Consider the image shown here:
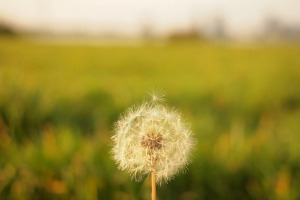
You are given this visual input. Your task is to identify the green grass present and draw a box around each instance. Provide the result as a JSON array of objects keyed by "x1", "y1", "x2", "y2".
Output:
[{"x1": 1, "y1": 36, "x2": 300, "y2": 199}]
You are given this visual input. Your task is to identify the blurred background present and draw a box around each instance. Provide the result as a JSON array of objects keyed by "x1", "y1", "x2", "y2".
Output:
[{"x1": 1, "y1": 1, "x2": 300, "y2": 200}]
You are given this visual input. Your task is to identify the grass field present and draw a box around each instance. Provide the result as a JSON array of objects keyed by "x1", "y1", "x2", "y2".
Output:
[{"x1": 1, "y1": 36, "x2": 300, "y2": 199}]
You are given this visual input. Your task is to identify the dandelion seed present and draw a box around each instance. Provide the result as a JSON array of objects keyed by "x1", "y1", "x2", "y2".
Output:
[
  {"x1": 148, "y1": 89, "x2": 166, "y2": 103},
  {"x1": 111, "y1": 93, "x2": 196, "y2": 200}
]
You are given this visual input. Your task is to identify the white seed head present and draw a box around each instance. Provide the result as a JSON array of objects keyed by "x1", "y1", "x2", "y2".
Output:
[{"x1": 111, "y1": 96, "x2": 196, "y2": 184}]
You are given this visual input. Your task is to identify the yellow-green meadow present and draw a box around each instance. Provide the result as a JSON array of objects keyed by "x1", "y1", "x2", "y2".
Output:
[{"x1": 1, "y1": 36, "x2": 300, "y2": 199}]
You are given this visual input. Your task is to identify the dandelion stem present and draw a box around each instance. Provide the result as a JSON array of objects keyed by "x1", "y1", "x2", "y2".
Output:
[{"x1": 151, "y1": 170, "x2": 156, "y2": 200}]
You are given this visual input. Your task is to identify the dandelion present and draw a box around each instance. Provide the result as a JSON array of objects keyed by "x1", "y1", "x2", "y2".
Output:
[{"x1": 111, "y1": 93, "x2": 196, "y2": 200}]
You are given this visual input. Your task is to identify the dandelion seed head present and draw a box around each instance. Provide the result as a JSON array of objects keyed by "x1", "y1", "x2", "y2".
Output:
[{"x1": 111, "y1": 97, "x2": 196, "y2": 184}]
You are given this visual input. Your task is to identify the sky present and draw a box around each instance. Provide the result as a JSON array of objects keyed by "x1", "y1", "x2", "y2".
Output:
[{"x1": 0, "y1": 0, "x2": 300, "y2": 37}]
